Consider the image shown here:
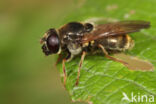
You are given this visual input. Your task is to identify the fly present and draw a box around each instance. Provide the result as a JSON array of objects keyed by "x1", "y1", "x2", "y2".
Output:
[{"x1": 40, "y1": 19, "x2": 152, "y2": 86}]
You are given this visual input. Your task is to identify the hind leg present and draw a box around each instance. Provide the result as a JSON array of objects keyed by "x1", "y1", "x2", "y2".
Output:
[{"x1": 98, "y1": 44, "x2": 128, "y2": 65}]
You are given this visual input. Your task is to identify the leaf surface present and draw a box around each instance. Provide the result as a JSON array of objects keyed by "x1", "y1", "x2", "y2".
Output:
[{"x1": 57, "y1": 0, "x2": 156, "y2": 103}]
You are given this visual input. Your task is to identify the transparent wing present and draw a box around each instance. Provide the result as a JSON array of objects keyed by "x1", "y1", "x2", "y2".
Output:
[
  {"x1": 84, "y1": 17, "x2": 118, "y2": 25},
  {"x1": 114, "y1": 53, "x2": 154, "y2": 71},
  {"x1": 81, "y1": 20, "x2": 150, "y2": 43}
]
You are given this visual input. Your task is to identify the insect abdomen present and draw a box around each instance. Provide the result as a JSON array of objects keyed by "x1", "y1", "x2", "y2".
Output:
[{"x1": 99, "y1": 34, "x2": 134, "y2": 52}]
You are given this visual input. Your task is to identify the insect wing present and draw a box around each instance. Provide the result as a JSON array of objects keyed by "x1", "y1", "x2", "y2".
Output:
[
  {"x1": 81, "y1": 20, "x2": 150, "y2": 43},
  {"x1": 114, "y1": 53, "x2": 154, "y2": 71}
]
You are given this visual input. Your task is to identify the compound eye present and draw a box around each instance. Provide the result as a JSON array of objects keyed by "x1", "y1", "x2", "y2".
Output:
[
  {"x1": 47, "y1": 29, "x2": 60, "y2": 54},
  {"x1": 84, "y1": 23, "x2": 93, "y2": 32}
]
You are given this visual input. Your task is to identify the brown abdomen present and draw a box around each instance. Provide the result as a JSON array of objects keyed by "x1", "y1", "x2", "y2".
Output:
[{"x1": 97, "y1": 34, "x2": 134, "y2": 52}]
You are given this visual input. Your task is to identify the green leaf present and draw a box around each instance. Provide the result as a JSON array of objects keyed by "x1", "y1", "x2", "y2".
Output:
[{"x1": 57, "y1": 0, "x2": 156, "y2": 103}]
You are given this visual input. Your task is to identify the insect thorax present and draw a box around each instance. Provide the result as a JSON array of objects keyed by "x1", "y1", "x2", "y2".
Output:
[{"x1": 58, "y1": 22, "x2": 86, "y2": 55}]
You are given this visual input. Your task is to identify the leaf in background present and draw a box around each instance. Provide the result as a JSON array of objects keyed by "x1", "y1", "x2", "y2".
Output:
[{"x1": 57, "y1": 0, "x2": 156, "y2": 103}]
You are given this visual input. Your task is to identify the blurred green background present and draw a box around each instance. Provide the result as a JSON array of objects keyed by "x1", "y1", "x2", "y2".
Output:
[
  {"x1": 1, "y1": 0, "x2": 155, "y2": 104},
  {"x1": 0, "y1": 0, "x2": 86, "y2": 104}
]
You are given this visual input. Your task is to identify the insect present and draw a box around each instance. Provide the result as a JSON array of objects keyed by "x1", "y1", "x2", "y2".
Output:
[{"x1": 40, "y1": 19, "x2": 151, "y2": 86}]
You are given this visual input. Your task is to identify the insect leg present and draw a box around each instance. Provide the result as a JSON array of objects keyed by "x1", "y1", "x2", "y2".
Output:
[
  {"x1": 62, "y1": 51, "x2": 73, "y2": 87},
  {"x1": 75, "y1": 51, "x2": 86, "y2": 86},
  {"x1": 62, "y1": 59, "x2": 67, "y2": 87},
  {"x1": 98, "y1": 44, "x2": 128, "y2": 65}
]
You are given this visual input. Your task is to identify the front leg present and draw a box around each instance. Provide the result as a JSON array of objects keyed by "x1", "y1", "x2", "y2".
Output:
[
  {"x1": 62, "y1": 51, "x2": 73, "y2": 87},
  {"x1": 62, "y1": 59, "x2": 67, "y2": 87}
]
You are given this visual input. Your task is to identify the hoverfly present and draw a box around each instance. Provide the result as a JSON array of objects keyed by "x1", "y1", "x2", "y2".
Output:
[{"x1": 40, "y1": 19, "x2": 152, "y2": 86}]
